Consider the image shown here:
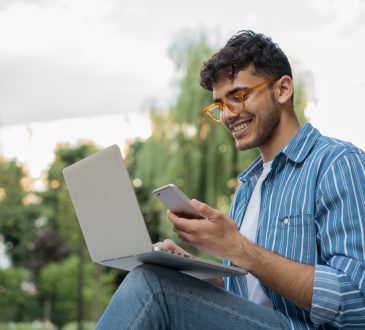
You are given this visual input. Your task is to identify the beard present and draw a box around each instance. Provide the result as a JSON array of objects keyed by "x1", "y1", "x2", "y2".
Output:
[{"x1": 236, "y1": 92, "x2": 281, "y2": 151}]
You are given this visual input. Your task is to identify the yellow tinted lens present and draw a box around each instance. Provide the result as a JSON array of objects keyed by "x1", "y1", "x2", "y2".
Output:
[
  {"x1": 227, "y1": 95, "x2": 242, "y2": 104},
  {"x1": 226, "y1": 96, "x2": 244, "y2": 113},
  {"x1": 209, "y1": 106, "x2": 222, "y2": 121}
]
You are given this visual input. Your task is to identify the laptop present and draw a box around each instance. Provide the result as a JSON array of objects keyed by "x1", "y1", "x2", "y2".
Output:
[{"x1": 63, "y1": 144, "x2": 247, "y2": 279}]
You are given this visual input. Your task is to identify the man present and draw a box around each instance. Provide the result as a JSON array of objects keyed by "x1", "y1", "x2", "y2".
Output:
[{"x1": 96, "y1": 30, "x2": 365, "y2": 329}]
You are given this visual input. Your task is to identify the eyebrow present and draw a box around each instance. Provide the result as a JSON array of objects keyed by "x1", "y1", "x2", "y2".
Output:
[{"x1": 213, "y1": 86, "x2": 250, "y2": 103}]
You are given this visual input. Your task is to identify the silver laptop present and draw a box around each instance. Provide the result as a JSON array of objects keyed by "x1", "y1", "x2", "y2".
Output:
[{"x1": 63, "y1": 144, "x2": 247, "y2": 279}]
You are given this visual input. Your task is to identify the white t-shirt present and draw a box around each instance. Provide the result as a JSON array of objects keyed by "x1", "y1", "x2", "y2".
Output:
[{"x1": 239, "y1": 160, "x2": 273, "y2": 309}]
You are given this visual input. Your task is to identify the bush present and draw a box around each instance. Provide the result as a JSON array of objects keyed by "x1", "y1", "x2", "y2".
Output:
[
  {"x1": 0, "y1": 268, "x2": 41, "y2": 323},
  {"x1": 38, "y1": 257, "x2": 116, "y2": 328},
  {"x1": 0, "y1": 321, "x2": 55, "y2": 330},
  {"x1": 62, "y1": 322, "x2": 96, "y2": 330}
]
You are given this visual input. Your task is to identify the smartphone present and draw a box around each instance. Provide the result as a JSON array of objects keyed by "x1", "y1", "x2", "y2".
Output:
[{"x1": 152, "y1": 184, "x2": 205, "y2": 219}]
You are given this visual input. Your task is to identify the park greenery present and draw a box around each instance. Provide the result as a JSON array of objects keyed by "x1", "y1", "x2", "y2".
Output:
[{"x1": 0, "y1": 32, "x2": 308, "y2": 329}]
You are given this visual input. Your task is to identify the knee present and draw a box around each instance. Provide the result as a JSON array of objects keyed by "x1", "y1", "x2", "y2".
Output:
[
  {"x1": 97, "y1": 265, "x2": 168, "y2": 329},
  {"x1": 121, "y1": 264, "x2": 165, "y2": 293},
  {"x1": 132, "y1": 263, "x2": 162, "y2": 276},
  {"x1": 127, "y1": 264, "x2": 161, "y2": 282},
  {"x1": 108, "y1": 265, "x2": 157, "y2": 306}
]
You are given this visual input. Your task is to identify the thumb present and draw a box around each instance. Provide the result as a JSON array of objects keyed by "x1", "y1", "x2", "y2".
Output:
[{"x1": 190, "y1": 199, "x2": 219, "y2": 219}]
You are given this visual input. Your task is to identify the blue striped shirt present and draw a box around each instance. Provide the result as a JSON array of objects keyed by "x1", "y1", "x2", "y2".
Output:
[{"x1": 224, "y1": 123, "x2": 365, "y2": 329}]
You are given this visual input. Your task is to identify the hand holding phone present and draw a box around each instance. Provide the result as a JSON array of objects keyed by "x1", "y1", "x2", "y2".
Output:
[{"x1": 153, "y1": 184, "x2": 205, "y2": 219}]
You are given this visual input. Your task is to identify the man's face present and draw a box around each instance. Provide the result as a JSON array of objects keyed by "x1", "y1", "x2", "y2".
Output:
[{"x1": 212, "y1": 68, "x2": 281, "y2": 152}]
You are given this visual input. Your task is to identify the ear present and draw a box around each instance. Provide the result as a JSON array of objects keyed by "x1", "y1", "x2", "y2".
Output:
[{"x1": 274, "y1": 75, "x2": 293, "y2": 105}]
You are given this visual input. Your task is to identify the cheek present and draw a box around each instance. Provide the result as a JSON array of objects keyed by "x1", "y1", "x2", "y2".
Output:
[{"x1": 252, "y1": 97, "x2": 278, "y2": 124}]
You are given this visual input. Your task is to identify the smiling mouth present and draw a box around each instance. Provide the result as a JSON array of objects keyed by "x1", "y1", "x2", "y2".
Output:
[{"x1": 231, "y1": 119, "x2": 252, "y2": 133}]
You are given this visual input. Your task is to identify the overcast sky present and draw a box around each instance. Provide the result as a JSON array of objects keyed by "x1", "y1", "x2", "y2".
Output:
[{"x1": 0, "y1": 0, "x2": 365, "y2": 177}]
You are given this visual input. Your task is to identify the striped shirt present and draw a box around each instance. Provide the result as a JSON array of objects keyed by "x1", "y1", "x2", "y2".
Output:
[{"x1": 224, "y1": 123, "x2": 365, "y2": 329}]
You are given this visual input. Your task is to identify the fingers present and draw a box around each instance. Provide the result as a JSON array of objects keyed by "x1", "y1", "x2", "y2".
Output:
[
  {"x1": 167, "y1": 210, "x2": 190, "y2": 230},
  {"x1": 174, "y1": 230, "x2": 195, "y2": 244},
  {"x1": 160, "y1": 239, "x2": 177, "y2": 250},
  {"x1": 167, "y1": 201, "x2": 227, "y2": 248},
  {"x1": 167, "y1": 210, "x2": 207, "y2": 234},
  {"x1": 167, "y1": 204, "x2": 221, "y2": 241},
  {"x1": 154, "y1": 239, "x2": 190, "y2": 255},
  {"x1": 153, "y1": 242, "x2": 162, "y2": 249},
  {"x1": 190, "y1": 199, "x2": 221, "y2": 219}
]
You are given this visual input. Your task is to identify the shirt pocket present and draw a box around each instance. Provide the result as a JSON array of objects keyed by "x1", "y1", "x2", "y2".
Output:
[{"x1": 268, "y1": 213, "x2": 315, "y2": 264}]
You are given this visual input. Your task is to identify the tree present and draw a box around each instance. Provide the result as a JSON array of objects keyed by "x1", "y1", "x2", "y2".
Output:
[
  {"x1": 38, "y1": 256, "x2": 115, "y2": 329},
  {"x1": 0, "y1": 157, "x2": 40, "y2": 267},
  {"x1": 0, "y1": 267, "x2": 39, "y2": 322},
  {"x1": 0, "y1": 142, "x2": 118, "y2": 326}
]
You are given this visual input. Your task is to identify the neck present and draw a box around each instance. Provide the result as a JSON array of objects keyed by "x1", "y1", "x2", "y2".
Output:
[{"x1": 260, "y1": 114, "x2": 301, "y2": 163}]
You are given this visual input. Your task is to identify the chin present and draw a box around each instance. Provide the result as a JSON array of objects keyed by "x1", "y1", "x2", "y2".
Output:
[{"x1": 235, "y1": 140, "x2": 254, "y2": 151}]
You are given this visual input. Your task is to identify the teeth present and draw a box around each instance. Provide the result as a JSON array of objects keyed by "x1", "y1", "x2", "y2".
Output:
[{"x1": 233, "y1": 122, "x2": 248, "y2": 132}]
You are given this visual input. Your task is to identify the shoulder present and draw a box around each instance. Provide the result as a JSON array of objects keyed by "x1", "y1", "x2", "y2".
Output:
[
  {"x1": 308, "y1": 133, "x2": 365, "y2": 186},
  {"x1": 313, "y1": 134, "x2": 365, "y2": 165},
  {"x1": 285, "y1": 123, "x2": 365, "y2": 181}
]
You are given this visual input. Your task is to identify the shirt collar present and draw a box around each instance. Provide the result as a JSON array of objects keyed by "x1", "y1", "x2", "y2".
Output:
[
  {"x1": 282, "y1": 122, "x2": 321, "y2": 163},
  {"x1": 238, "y1": 122, "x2": 321, "y2": 182}
]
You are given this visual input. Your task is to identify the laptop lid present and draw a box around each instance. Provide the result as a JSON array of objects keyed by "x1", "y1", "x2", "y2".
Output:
[{"x1": 63, "y1": 144, "x2": 152, "y2": 262}]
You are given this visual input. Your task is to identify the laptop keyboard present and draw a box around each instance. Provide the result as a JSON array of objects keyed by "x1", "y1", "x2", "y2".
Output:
[
  {"x1": 156, "y1": 247, "x2": 195, "y2": 259},
  {"x1": 154, "y1": 247, "x2": 242, "y2": 269}
]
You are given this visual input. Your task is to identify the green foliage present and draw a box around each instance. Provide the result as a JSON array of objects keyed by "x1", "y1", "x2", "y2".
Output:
[
  {"x1": 38, "y1": 256, "x2": 115, "y2": 328},
  {"x1": 62, "y1": 321, "x2": 95, "y2": 330},
  {"x1": 0, "y1": 142, "x2": 117, "y2": 326},
  {"x1": 0, "y1": 158, "x2": 39, "y2": 266},
  {"x1": 0, "y1": 267, "x2": 40, "y2": 323},
  {"x1": 294, "y1": 78, "x2": 308, "y2": 125},
  {"x1": 0, "y1": 323, "x2": 55, "y2": 330},
  {"x1": 168, "y1": 33, "x2": 214, "y2": 124}
]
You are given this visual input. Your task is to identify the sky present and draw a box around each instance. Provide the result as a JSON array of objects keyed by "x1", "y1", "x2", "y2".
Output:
[{"x1": 0, "y1": 0, "x2": 365, "y2": 180}]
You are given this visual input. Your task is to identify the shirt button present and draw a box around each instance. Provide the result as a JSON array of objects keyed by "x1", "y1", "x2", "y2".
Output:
[{"x1": 283, "y1": 217, "x2": 290, "y2": 225}]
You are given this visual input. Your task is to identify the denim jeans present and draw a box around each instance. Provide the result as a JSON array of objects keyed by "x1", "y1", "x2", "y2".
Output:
[{"x1": 96, "y1": 264, "x2": 288, "y2": 330}]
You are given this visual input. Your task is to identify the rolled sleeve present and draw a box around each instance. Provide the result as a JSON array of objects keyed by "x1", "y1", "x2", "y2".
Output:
[
  {"x1": 311, "y1": 263, "x2": 365, "y2": 328},
  {"x1": 310, "y1": 265, "x2": 342, "y2": 325}
]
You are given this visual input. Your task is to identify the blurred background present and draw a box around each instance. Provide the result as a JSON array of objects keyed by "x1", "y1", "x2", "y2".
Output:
[{"x1": 0, "y1": 0, "x2": 364, "y2": 329}]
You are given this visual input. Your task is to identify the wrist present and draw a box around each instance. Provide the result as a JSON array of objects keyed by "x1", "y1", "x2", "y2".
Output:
[{"x1": 227, "y1": 233, "x2": 259, "y2": 272}]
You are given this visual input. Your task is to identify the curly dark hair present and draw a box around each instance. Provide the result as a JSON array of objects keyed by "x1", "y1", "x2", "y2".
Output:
[{"x1": 200, "y1": 30, "x2": 292, "y2": 91}]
